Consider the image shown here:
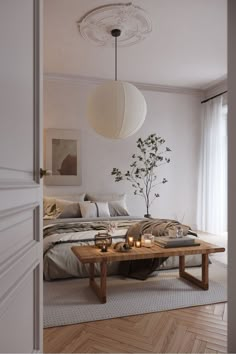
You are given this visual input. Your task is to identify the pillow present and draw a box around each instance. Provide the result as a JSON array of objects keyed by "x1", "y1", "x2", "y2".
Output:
[
  {"x1": 85, "y1": 193, "x2": 129, "y2": 216},
  {"x1": 43, "y1": 196, "x2": 56, "y2": 216},
  {"x1": 96, "y1": 202, "x2": 110, "y2": 217},
  {"x1": 56, "y1": 199, "x2": 81, "y2": 219},
  {"x1": 43, "y1": 194, "x2": 85, "y2": 216},
  {"x1": 109, "y1": 199, "x2": 129, "y2": 217},
  {"x1": 79, "y1": 202, "x2": 96, "y2": 218},
  {"x1": 79, "y1": 201, "x2": 110, "y2": 218}
]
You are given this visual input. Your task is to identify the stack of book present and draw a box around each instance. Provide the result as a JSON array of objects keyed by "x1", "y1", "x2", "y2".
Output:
[{"x1": 155, "y1": 236, "x2": 200, "y2": 248}]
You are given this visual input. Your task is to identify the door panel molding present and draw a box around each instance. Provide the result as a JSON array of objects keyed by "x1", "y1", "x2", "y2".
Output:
[
  {"x1": 33, "y1": 265, "x2": 41, "y2": 351},
  {"x1": 0, "y1": 190, "x2": 39, "y2": 212},
  {"x1": 34, "y1": 205, "x2": 41, "y2": 242},
  {"x1": 0, "y1": 216, "x2": 34, "y2": 265},
  {"x1": 0, "y1": 203, "x2": 38, "y2": 219},
  {"x1": 0, "y1": 208, "x2": 32, "y2": 230},
  {"x1": 0, "y1": 244, "x2": 39, "y2": 319},
  {"x1": 0, "y1": 239, "x2": 37, "y2": 273},
  {"x1": 0, "y1": 167, "x2": 36, "y2": 188}
]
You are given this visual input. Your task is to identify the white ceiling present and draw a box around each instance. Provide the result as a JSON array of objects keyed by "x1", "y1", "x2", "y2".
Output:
[{"x1": 44, "y1": 0, "x2": 227, "y2": 89}]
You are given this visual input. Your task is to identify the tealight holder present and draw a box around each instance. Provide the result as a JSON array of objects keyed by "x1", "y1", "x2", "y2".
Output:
[
  {"x1": 135, "y1": 240, "x2": 141, "y2": 248},
  {"x1": 94, "y1": 232, "x2": 112, "y2": 249},
  {"x1": 128, "y1": 236, "x2": 134, "y2": 247},
  {"x1": 141, "y1": 233, "x2": 154, "y2": 247}
]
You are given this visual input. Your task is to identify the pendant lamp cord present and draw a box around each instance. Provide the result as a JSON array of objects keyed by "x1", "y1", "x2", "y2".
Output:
[
  {"x1": 115, "y1": 36, "x2": 117, "y2": 81},
  {"x1": 111, "y1": 29, "x2": 121, "y2": 81}
]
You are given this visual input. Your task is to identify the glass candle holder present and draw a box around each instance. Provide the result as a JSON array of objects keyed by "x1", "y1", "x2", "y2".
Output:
[
  {"x1": 128, "y1": 236, "x2": 134, "y2": 247},
  {"x1": 176, "y1": 226, "x2": 184, "y2": 238},
  {"x1": 141, "y1": 233, "x2": 154, "y2": 247},
  {"x1": 135, "y1": 240, "x2": 141, "y2": 248},
  {"x1": 94, "y1": 232, "x2": 112, "y2": 249}
]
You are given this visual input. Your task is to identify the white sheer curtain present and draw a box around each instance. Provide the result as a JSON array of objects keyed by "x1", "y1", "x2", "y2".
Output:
[{"x1": 197, "y1": 96, "x2": 227, "y2": 234}]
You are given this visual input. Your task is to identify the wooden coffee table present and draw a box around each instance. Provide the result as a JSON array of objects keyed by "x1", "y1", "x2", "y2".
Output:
[{"x1": 71, "y1": 240, "x2": 225, "y2": 303}]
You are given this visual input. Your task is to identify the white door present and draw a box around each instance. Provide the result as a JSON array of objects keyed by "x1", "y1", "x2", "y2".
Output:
[{"x1": 0, "y1": 0, "x2": 42, "y2": 352}]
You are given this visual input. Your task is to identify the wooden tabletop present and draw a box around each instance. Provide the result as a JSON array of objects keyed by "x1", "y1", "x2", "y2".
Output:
[{"x1": 71, "y1": 240, "x2": 225, "y2": 264}]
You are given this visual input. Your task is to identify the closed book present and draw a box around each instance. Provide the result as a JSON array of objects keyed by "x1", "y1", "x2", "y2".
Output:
[
  {"x1": 155, "y1": 241, "x2": 200, "y2": 248},
  {"x1": 156, "y1": 236, "x2": 195, "y2": 243},
  {"x1": 155, "y1": 236, "x2": 196, "y2": 247}
]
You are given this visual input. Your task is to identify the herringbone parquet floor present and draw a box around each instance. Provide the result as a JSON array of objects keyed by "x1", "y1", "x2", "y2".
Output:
[{"x1": 44, "y1": 302, "x2": 227, "y2": 353}]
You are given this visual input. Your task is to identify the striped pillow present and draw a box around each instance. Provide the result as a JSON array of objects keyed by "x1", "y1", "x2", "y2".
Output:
[{"x1": 79, "y1": 201, "x2": 110, "y2": 218}]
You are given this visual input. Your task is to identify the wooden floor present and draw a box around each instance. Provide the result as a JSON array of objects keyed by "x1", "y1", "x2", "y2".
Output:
[
  {"x1": 44, "y1": 303, "x2": 227, "y2": 353},
  {"x1": 44, "y1": 232, "x2": 227, "y2": 353}
]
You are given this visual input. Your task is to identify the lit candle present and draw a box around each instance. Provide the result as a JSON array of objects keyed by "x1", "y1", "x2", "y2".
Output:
[
  {"x1": 128, "y1": 236, "x2": 134, "y2": 247},
  {"x1": 101, "y1": 241, "x2": 107, "y2": 252},
  {"x1": 144, "y1": 239, "x2": 152, "y2": 247},
  {"x1": 135, "y1": 240, "x2": 141, "y2": 248}
]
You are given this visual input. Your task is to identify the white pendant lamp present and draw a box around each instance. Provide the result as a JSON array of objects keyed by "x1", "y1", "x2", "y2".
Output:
[{"x1": 87, "y1": 29, "x2": 147, "y2": 139}]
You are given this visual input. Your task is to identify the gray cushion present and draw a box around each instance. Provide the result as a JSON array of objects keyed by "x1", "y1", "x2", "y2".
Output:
[
  {"x1": 56, "y1": 199, "x2": 81, "y2": 219},
  {"x1": 109, "y1": 200, "x2": 129, "y2": 217}
]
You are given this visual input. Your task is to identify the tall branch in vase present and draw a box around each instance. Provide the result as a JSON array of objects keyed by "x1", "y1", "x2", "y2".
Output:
[{"x1": 111, "y1": 133, "x2": 171, "y2": 217}]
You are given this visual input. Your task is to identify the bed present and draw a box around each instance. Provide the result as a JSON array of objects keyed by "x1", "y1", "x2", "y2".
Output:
[{"x1": 43, "y1": 193, "x2": 202, "y2": 280}]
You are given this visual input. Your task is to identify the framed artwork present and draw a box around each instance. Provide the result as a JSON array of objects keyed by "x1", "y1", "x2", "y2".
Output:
[{"x1": 44, "y1": 129, "x2": 81, "y2": 185}]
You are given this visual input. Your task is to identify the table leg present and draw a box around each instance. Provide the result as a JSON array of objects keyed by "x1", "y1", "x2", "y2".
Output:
[
  {"x1": 100, "y1": 261, "x2": 107, "y2": 302},
  {"x1": 89, "y1": 263, "x2": 95, "y2": 283},
  {"x1": 179, "y1": 255, "x2": 185, "y2": 275},
  {"x1": 202, "y1": 253, "x2": 209, "y2": 289},
  {"x1": 89, "y1": 261, "x2": 107, "y2": 303},
  {"x1": 179, "y1": 254, "x2": 209, "y2": 290}
]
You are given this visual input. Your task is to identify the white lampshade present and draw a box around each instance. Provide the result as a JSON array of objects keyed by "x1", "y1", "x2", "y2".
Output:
[{"x1": 87, "y1": 80, "x2": 147, "y2": 139}]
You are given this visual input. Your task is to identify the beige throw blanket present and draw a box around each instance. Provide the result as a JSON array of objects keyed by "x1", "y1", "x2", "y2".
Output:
[
  {"x1": 126, "y1": 218, "x2": 191, "y2": 240},
  {"x1": 120, "y1": 219, "x2": 193, "y2": 280}
]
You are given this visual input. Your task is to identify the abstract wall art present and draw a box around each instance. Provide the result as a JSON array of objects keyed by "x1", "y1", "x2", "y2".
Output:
[{"x1": 44, "y1": 129, "x2": 81, "y2": 185}]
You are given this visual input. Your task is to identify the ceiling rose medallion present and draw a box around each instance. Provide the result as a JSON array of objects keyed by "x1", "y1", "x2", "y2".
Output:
[
  {"x1": 78, "y1": 3, "x2": 152, "y2": 139},
  {"x1": 77, "y1": 2, "x2": 152, "y2": 47}
]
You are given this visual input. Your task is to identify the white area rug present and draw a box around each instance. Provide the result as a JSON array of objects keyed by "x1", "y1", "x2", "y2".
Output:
[{"x1": 43, "y1": 261, "x2": 227, "y2": 328}]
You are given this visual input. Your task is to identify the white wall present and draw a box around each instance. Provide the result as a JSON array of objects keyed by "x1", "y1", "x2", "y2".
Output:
[{"x1": 43, "y1": 78, "x2": 201, "y2": 228}]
